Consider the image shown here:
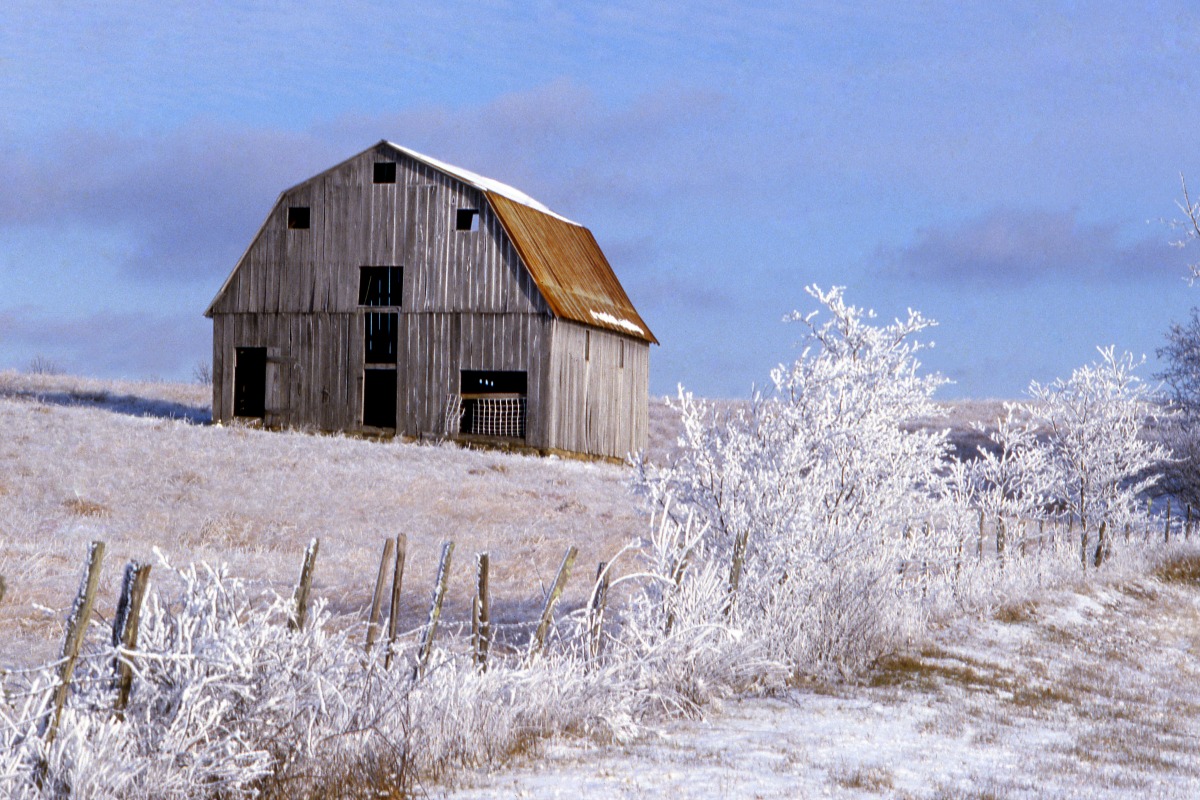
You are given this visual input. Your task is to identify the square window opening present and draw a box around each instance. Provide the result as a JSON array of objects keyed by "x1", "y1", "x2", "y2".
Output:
[
  {"x1": 457, "y1": 370, "x2": 526, "y2": 439},
  {"x1": 287, "y1": 206, "x2": 310, "y2": 229},
  {"x1": 373, "y1": 162, "x2": 397, "y2": 183},
  {"x1": 359, "y1": 266, "x2": 403, "y2": 307},
  {"x1": 456, "y1": 208, "x2": 479, "y2": 232}
]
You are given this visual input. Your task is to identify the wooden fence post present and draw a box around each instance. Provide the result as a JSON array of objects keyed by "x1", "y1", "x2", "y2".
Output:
[
  {"x1": 288, "y1": 538, "x2": 320, "y2": 631},
  {"x1": 385, "y1": 534, "x2": 408, "y2": 669},
  {"x1": 1188, "y1": 504, "x2": 1193, "y2": 540},
  {"x1": 414, "y1": 541, "x2": 454, "y2": 679},
  {"x1": 1165, "y1": 499, "x2": 1172, "y2": 544},
  {"x1": 727, "y1": 528, "x2": 749, "y2": 602},
  {"x1": 39, "y1": 540, "x2": 105, "y2": 744},
  {"x1": 472, "y1": 553, "x2": 491, "y2": 671},
  {"x1": 996, "y1": 516, "x2": 1007, "y2": 565},
  {"x1": 977, "y1": 509, "x2": 985, "y2": 559},
  {"x1": 588, "y1": 561, "x2": 610, "y2": 661},
  {"x1": 111, "y1": 561, "x2": 151, "y2": 716},
  {"x1": 529, "y1": 545, "x2": 577, "y2": 660},
  {"x1": 365, "y1": 537, "x2": 396, "y2": 653},
  {"x1": 1093, "y1": 521, "x2": 1109, "y2": 568},
  {"x1": 0, "y1": 574, "x2": 6, "y2": 607}
]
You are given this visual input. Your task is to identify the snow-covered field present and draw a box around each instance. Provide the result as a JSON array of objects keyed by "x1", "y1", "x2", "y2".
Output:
[
  {"x1": 2, "y1": 370, "x2": 1198, "y2": 798},
  {"x1": 450, "y1": 576, "x2": 1200, "y2": 799}
]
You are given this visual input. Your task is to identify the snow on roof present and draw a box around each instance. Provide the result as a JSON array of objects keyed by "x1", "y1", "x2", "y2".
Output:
[
  {"x1": 384, "y1": 141, "x2": 578, "y2": 225},
  {"x1": 590, "y1": 310, "x2": 645, "y2": 337}
]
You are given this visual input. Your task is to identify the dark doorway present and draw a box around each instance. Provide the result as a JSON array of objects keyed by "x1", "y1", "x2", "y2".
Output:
[
  {"x1": 233, "y1": 347, "x2": 267, "y2": 418},
  {"x1": 363, "y1": 369, "x2": 397, "y2": 429}
]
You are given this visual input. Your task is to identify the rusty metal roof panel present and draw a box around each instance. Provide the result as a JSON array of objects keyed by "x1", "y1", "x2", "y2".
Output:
[{"x1": 486, "y1": 191, "x2": 657, "y2": 345}]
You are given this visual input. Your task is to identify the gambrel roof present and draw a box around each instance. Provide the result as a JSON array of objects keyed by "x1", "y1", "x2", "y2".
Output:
[{"x1": 206, "y1": 141, "x2": 657, "y2": 345}]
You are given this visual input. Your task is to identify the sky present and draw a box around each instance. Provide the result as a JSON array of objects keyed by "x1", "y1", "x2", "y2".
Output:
[{"x1": 2, "y1": 1, "x2": 1200, "y2": 399}]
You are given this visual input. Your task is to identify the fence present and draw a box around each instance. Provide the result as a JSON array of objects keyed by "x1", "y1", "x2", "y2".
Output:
[{"x1": 443, "y1": 393, "x2": 526, "y2": 438}]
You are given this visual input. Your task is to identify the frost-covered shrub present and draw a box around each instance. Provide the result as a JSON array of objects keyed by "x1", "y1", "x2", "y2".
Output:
[
  {"x1": 634, "y1": 286, "x2": 961, "y2": 677},
  {"x1": 0, "y1": 534, "x2": 771, "y2": 799},
  {"x1": 952, "y1": 346, "x2": 1168, "y2": 570}
]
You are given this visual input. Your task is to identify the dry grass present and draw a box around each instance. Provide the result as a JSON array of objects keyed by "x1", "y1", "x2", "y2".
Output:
[
  {"x1": 829, "y1": 762, "x2": 896, "y2": 792},
  {"x1": 1152, "y1": 550, "x2": 1200, "y2": 583},
  {"x1": 62, "y1": 497, "x2": 111, "y2": 518},
  {"x1": 0, "y1": 371, "x2": 650, "y2": 668}
]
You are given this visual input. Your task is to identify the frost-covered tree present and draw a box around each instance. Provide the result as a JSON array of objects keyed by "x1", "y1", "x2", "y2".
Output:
[
  {"x1": 635, "y1": 286, "x2": 959, "y2": 676},
  {"x1": 1022, "y1": 347, "x2": 1168, "y2": 563},
  {"x1": 1153, "y1": 175, "x2": 1200, "y2": 502}
]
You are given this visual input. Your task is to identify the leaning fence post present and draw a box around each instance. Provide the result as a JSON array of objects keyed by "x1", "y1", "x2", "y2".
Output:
[
  {"x1": 39, "y1": 540, "x2": 105, "y2": 744},
  {"x1": 414, "y1": 541, "x2": 454, "y2": 679},
  {"x1": 289, "y1": 538, "x2": 320, "y2": 631},
  {"x1": 111, "y1": 561, "x2": 151, "y2": 716},
  {"x1": 529, "y1": 545, "x2": 577, "y2": 661},
  {"x1": 472, "y1": 553, "x2": 491, "y2": 671},
  {"x1": 588, "y1": 561, "x2": 610, "y2": 661},
  {"x1": 365, "y1": 537, "x2": 396, "y2": 653},
  {"x1": 385, "y1": 534, "x2": 408, "y2": 669},
  {"x1": 1093, "y1": 521, "x2": 1109, "y2": 568}
]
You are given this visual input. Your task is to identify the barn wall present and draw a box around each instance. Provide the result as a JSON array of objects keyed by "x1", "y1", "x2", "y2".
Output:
[
  {"x1": 546, "y1": 320, "x2": 649, "y2": 459},
  {"x1": 212, "y1": 310, "x2": 554, "y2": 443},
  {"x1": 210, "y1": 143, "x2": 557, "y2": 435},
  {"x1": 208, "y1": 143, "x2": 548, "y2": 318}
]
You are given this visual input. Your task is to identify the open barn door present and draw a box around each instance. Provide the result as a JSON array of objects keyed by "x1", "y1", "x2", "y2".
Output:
[{"x1": 233, "y1": 347, "x2": 267, "y2": 418}]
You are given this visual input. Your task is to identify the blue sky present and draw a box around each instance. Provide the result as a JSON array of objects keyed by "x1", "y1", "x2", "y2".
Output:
[{"x1": 2, "y1": 1, "x2": 1200, "y2": 398}]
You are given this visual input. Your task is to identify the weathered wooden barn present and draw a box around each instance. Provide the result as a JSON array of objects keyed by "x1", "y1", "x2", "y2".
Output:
[{"x1": 204, "y1": 141, "x2": 656, "y2": 459}]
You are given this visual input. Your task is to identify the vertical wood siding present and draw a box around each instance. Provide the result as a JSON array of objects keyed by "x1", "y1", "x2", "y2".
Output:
[
  {"x1": 209, "y1": 143, "x2": 648, "y2": 458},
  {"x1": 546, "y1": 320, "x2": 649, "y2": 459}
]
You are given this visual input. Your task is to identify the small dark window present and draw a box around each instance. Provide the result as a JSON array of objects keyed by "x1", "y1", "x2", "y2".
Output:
[
  {"x1": 287, "y1": 206, "x2": 310, "y2": 229},
  {"x1": 585, "y1": 330, "x2": 591, "y2": 362},
  {"x1": 365, "y1": 312, "x2": 398, "y2": 364},
  {"x1": 456, "y1": 208, "x2": 479, "y2": 232},
  {"x1": 461, "y1": 370, "x2": 527, "y2": 395},
  {"x1": 359, "y1": 266, "x2": 403, "y2": 306},
  {"x1": 373, "y1": 162, "x2": 397, "y2": 183}
]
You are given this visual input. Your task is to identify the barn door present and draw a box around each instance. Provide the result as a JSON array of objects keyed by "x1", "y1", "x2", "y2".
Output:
[
  {"x1": 233, "y1": 347, "x2": 267, "y2": 418},
  {"x1": 363, "y1": 369, "x2": 397, "y2": 428}
]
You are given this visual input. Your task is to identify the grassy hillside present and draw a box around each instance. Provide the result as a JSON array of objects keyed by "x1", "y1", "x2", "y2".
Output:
[{"x1": 0, "y1": 370, "x2": 653, "y2": 668}]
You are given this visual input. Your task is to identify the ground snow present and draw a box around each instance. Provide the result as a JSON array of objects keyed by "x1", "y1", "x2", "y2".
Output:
[{"x1": 448, "y1": 579, "x2": 1200, "y2": 799}]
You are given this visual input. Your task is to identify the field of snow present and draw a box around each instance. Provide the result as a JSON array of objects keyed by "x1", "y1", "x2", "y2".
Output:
[
  {"x1": 2, "y1": 371, "x2": 1198, "y2": 798},
  {"x1": 448, "y1": 571, "x2": 1200, "y2": 798}
]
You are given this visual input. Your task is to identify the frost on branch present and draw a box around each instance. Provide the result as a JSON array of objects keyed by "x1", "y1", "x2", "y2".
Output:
[
  {"x1": 1023, "y1": 347, "x2": 1169, "y2": 533},
  {"x1": 634, "y1": 286, "x2": 958, "y2": 677}
]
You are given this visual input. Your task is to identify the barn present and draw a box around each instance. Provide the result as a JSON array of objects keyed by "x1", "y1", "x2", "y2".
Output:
[{"x1": 204, "y1": 140, "x2": 656, "y2": 460}]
